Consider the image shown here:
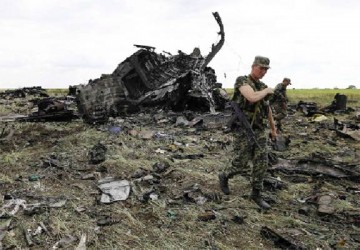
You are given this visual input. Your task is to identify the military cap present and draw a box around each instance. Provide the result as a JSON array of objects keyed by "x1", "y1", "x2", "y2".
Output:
[
  {"x1": 253, "y1": 56, "x2": 270, "y2": 68},
  {"x1": 283, "y1": 77, "x2": 291, "y2": 85}
]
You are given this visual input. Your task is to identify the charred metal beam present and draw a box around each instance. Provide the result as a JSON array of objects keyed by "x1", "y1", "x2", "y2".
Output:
[
  {"x1": 133, "y1": 44, "x2": 156, "y2": 52},
  {"x1": 201, "y1": 12, "x2": 225, "y2": 70}
]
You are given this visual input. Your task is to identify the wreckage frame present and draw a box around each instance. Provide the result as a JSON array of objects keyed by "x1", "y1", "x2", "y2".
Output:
[{"x1": 74, "y1": 12, "x2": 226, "y2": 124}]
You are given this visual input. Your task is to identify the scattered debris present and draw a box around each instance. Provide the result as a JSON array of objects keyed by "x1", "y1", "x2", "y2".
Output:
[
  {"x1": 52, "y1": 235, "x2": 78, "y2": 249},
  {"x1": 334, "y1": 118, "x2": 360, "y2": 141},
  {"x1": 75, "y1": 234, "x2": 87, "y2": 250},
  {"x1": 1, "y1": 198, "x2": 26, "y2": 216},
  {"x1": 89, "y1": 143, "x2": 107, "y2": 164},
  {"x1": 263, "y1": 176, "x2": 287, "y2": 191},
  {"x1": 298, "y1": 206, "x2": 311, "y2": 216},
  {"x1": 270, "y1": 157, "x2": 360, "y2": 181},
  {"x1": 270, "y1": 134, "x2": 291, "y2": 152},
  {"x1": 23, "y1": 227, "x2": 34, "y2": 247},
  {"x1": 197, "y1": 210, "x2": 216, "y2": 221},
  {"x1": 96, "y1": 216, "x2": 120, "y2": 226},
  {"x1": 260, "y1": 226, "x2": 306, "y2": 250},
  {"x1": 108, "y1": 126, "x2": 121, "y2": 135},
  {"x1": 0, "y1": 86, "x2": 48, "y2": 99},
  {"x1": 16, "y1": 97, "x2": 78, "y2": 122},
  {"x1": 152, "y1": 161, "x2": 170, "y2": 173},
  {"x1": 322, "y1": 93, "x2": 347, "y2": 113},
  {"x1": 296, "y1": 101, "x2": 320, "y2": 116},
  {"x1": 309, "y1": 114, "x2": 328, "y2": 122},
  {"x1": 97, "y1": 178, "x2": 131, "y2": 203},
  {"x1": 317, "y1": 194, "x2": 335, "y2": 215},
  {"x1": 355, "y1": 112, "x2": 360, "y2": 121},
  {"x1": 0, "y1": 124, "x2": 15, "y2": 141},
  {"x1": 231, "y1": 215, "x2": 246, "y2": 224}
]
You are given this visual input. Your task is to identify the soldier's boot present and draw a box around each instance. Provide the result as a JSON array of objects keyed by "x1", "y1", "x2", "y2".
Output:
[
  {"x1": 251, "y1": 188, "x2": 271, "y2": 209},
  {"x1": 218, "y1": 172, "x2": 230, "y2": 195}
]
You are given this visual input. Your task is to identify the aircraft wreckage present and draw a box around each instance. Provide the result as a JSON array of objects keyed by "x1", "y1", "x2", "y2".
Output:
[{"x1": 74, "y1": 12, "x2": 227, "y2": 123}]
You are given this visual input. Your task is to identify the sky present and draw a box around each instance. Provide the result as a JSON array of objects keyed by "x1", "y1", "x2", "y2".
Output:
[{"x1": 1, "y1": 0, "x2": 360, "y2": 90}]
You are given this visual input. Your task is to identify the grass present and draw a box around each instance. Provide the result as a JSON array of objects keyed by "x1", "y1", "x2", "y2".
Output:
[
  {"x1": 1, "y1": 87, "x2": 360, "y2": 249},
  {"x1": 287, "y1": 89, "x2": 360, "y2": 106},
  {"x1": 225, "y1": 88, "x2": 360, "y2": 107},
  {"x1": 46, "y1": 88, "x2": 69, "y2": 96}
]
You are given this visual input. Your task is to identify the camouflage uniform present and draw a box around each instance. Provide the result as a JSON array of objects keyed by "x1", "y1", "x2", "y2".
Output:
[
  {"x1": 222, "y1": 75, "x2": 270, "y2": 190},
  {"x1": 271, "y1": 82, "x2": 288, "y2": 128}
]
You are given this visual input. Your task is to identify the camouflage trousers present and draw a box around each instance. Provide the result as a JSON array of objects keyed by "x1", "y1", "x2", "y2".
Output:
[
  {"x1": 222, "y1": 128, "x2": 269, "y2": 190},
  {"x1": 272, "y1": 103, "x2": 287, "y2": 124}
]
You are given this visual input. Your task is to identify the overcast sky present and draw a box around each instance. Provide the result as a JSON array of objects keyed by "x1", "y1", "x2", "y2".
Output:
[{"x1": 1, "y1": 0, "x2": 360, "y2": 90}]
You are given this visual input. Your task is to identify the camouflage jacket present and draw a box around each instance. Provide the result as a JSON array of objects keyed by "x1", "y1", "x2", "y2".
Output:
[
  {"x1": 271, "y1": 83, "x2": 287, "y2": 105},
  {"x1": 232, "y1": 75, "x2": 269, "y2": 129}
]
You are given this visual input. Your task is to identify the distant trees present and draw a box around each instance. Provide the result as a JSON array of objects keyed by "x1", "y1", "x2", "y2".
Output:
[{"x1": 347, "y1": 85, "x2": 356, "y2": 89}]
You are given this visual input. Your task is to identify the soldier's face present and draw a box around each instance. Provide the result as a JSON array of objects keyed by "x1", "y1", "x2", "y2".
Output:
[
  {"x1": 251, "y1": 65, "x2": 268, "y2": 80},
  {"x1": 283, "y1": 80, "x2": 290, "y2": 86}
]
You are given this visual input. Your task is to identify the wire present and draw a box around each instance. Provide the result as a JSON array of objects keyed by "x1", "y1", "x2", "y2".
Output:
[{"x1": 224, "y1": 41, "x2": 243, "y2": 72}]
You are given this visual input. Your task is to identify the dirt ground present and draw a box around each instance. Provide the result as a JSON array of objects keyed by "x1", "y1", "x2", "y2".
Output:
[{"x1": 0, "y1": 91, "x2": 360, "y2": 249}]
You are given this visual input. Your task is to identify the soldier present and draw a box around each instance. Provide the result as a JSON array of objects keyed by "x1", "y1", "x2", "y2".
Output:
[
  {"x1": 219, "y1": 56, "x2": 277, "y2": 209},
  {"x1": 271, "y1": 77, "x2": 291, "y2": 132}
]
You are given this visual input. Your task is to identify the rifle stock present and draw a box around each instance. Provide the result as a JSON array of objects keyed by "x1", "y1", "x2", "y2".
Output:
[{"x1": 230, "y1": 101, "x2": 261, "y2": 149}]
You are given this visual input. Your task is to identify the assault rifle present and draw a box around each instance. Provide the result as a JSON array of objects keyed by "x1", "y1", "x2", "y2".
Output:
[{"x1": 230, "y1": 101, "x2": 261, "y2": 149}]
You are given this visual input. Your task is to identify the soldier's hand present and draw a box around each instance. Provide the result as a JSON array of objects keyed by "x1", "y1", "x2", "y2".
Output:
[
  {"x1": 270, "y1": 129, "x2": 277, "y2": 141},
  {"x1": 266, "y1": 88, "x2": 274, "y2": 95}
]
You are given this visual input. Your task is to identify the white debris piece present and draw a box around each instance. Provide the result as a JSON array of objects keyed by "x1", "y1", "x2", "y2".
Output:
[{"x1": 98, "y1": 177, "x2": 131, "y2": 203}]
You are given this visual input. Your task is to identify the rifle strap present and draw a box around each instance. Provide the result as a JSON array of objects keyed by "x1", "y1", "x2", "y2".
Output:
[{"x1": 251, "y1": 102, "x2": 260, "y2": 126}]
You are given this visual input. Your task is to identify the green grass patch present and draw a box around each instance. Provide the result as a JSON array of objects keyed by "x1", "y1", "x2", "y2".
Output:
[
  {"x1": 46, "y1": 88, "x2": 68, "y2": 96},
  {"x1": 225, "y1": 88, "x2": 360, "y2": 107},
  {"x1": 287, "y1": 89, "x2": 360, "y2": 106}
]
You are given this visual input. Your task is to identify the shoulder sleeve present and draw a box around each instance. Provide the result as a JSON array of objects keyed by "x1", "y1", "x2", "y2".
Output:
[
  {"x1": 275, "y1": 83, "x2": 285, "y2": 95},
  {"x1": 274, "y1": 83, "x2": 280, "y2": 92},
  {"x1": 234, "y1": 76, "x2": 248, "y2": 89},
  {"x1": 274, "y1": 83, "x2": 286, "y2": 101}
]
